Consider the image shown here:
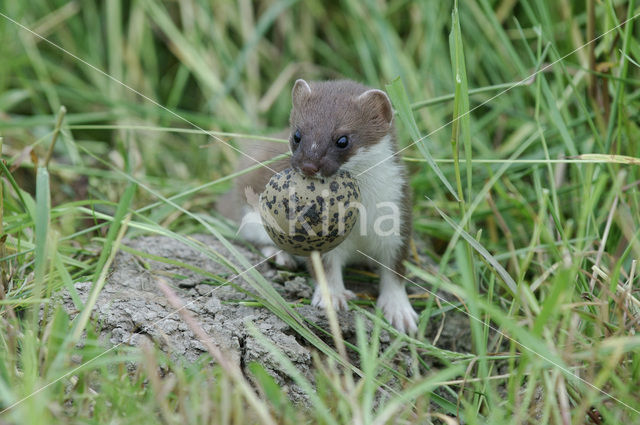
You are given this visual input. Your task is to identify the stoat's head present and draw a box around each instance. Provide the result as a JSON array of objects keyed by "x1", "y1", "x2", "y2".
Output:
[{"x1": 288, "y1": 79, "x2": 393, "y2": 178}]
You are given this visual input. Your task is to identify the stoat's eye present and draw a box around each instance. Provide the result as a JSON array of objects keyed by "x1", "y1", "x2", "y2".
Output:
[
  {"x1": 336, "y1": 135, "x2": 349, "y2": 149},
  {"x1": 293, "y1": 129, "x2": 301, "y2": 144}
]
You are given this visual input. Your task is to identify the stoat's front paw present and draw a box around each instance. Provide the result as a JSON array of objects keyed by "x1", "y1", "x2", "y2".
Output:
[
  {"x1": 377, "y1": 294, "x2": 418, "y2": 334},
  {"x1": 260, "y1": 246, "x2": 297, "y2": 270},
  {"x1": 311, "y1": 286, "x2": 355, "y2": 311}
]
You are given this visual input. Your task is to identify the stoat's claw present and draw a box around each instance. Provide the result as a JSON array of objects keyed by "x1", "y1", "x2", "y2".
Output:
[
  {"x1": 311, "y1": 286, "x2": 355, "y2": 311},
  {"x1": 377, "y1": 294, "x2": 418, "y2": 334}
]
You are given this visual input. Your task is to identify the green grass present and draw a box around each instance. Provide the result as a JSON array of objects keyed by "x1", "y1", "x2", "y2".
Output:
[{"x1": 1, "y1": 0, "x2": 640, "y2": 424}]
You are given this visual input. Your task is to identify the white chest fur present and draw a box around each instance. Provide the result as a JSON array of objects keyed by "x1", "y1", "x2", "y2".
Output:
[{"x1": 338, "y1": 135, "x2": 406, "y2": 265}]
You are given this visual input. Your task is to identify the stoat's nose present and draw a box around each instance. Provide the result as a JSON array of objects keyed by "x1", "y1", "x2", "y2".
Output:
[{"x1": 300, "y1": 162, "x2": 319, "y2": 177}]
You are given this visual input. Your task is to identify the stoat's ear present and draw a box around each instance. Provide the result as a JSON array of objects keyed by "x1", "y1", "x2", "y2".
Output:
[
  {"x1": 357, "y1": 89, "x2": 393, "y2": 125},
  {"x1": 292, "y1": 79, "x2": 312, "y2": 108}
]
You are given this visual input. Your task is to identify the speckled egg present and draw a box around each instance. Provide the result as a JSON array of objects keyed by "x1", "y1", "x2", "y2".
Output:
[{"x1": 259, "y1": 168, "x2": 360, "y2": 256}]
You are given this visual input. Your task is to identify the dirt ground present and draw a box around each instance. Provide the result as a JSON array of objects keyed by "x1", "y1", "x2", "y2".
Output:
[{"x1": 59, "y1": 234, "x2": 473, "y2": 402}]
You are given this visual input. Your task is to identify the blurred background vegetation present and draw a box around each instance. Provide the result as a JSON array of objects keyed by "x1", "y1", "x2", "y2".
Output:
[{"x1": 1, "y1": 0, "x2": 639, "y2": 423}]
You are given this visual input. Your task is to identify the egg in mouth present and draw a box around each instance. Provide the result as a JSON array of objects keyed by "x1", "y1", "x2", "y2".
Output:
[{"x1": 259, "y1": 168, "x2": 361, "y2": 256}]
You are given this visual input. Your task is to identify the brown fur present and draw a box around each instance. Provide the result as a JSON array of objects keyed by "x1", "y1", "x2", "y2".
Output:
[
  {"x1": 216, "y1": 133, "x2": 290, "y2": 221},
  {"x1": 395, "y1": 182, "x2": 412, "y2": 275},
  {"x1": 289, "y1": 80, "x2": 394, "y2": 177}
]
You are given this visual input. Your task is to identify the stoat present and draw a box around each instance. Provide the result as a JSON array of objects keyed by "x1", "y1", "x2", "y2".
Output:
[{"x1": 218, "y1": 79, "x2": 418, "y2": 333}]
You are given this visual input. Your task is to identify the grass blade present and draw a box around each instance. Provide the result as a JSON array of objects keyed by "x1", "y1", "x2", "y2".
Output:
[
  {"x1": 31, "y1": 167, "x2": 50, "y2": 322},
  {"x1": 386, "y1": 77, "x2": 459, "y2": 201},
  {"x1": 449, "y1": 0, "x2": 472, "y2": 202},
  {"x1": 91, "y1": 182, "x2": 137, "y2": 283},
  {"x1": 433, "y1": 201, "x2": 518, "y2": 294}
]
